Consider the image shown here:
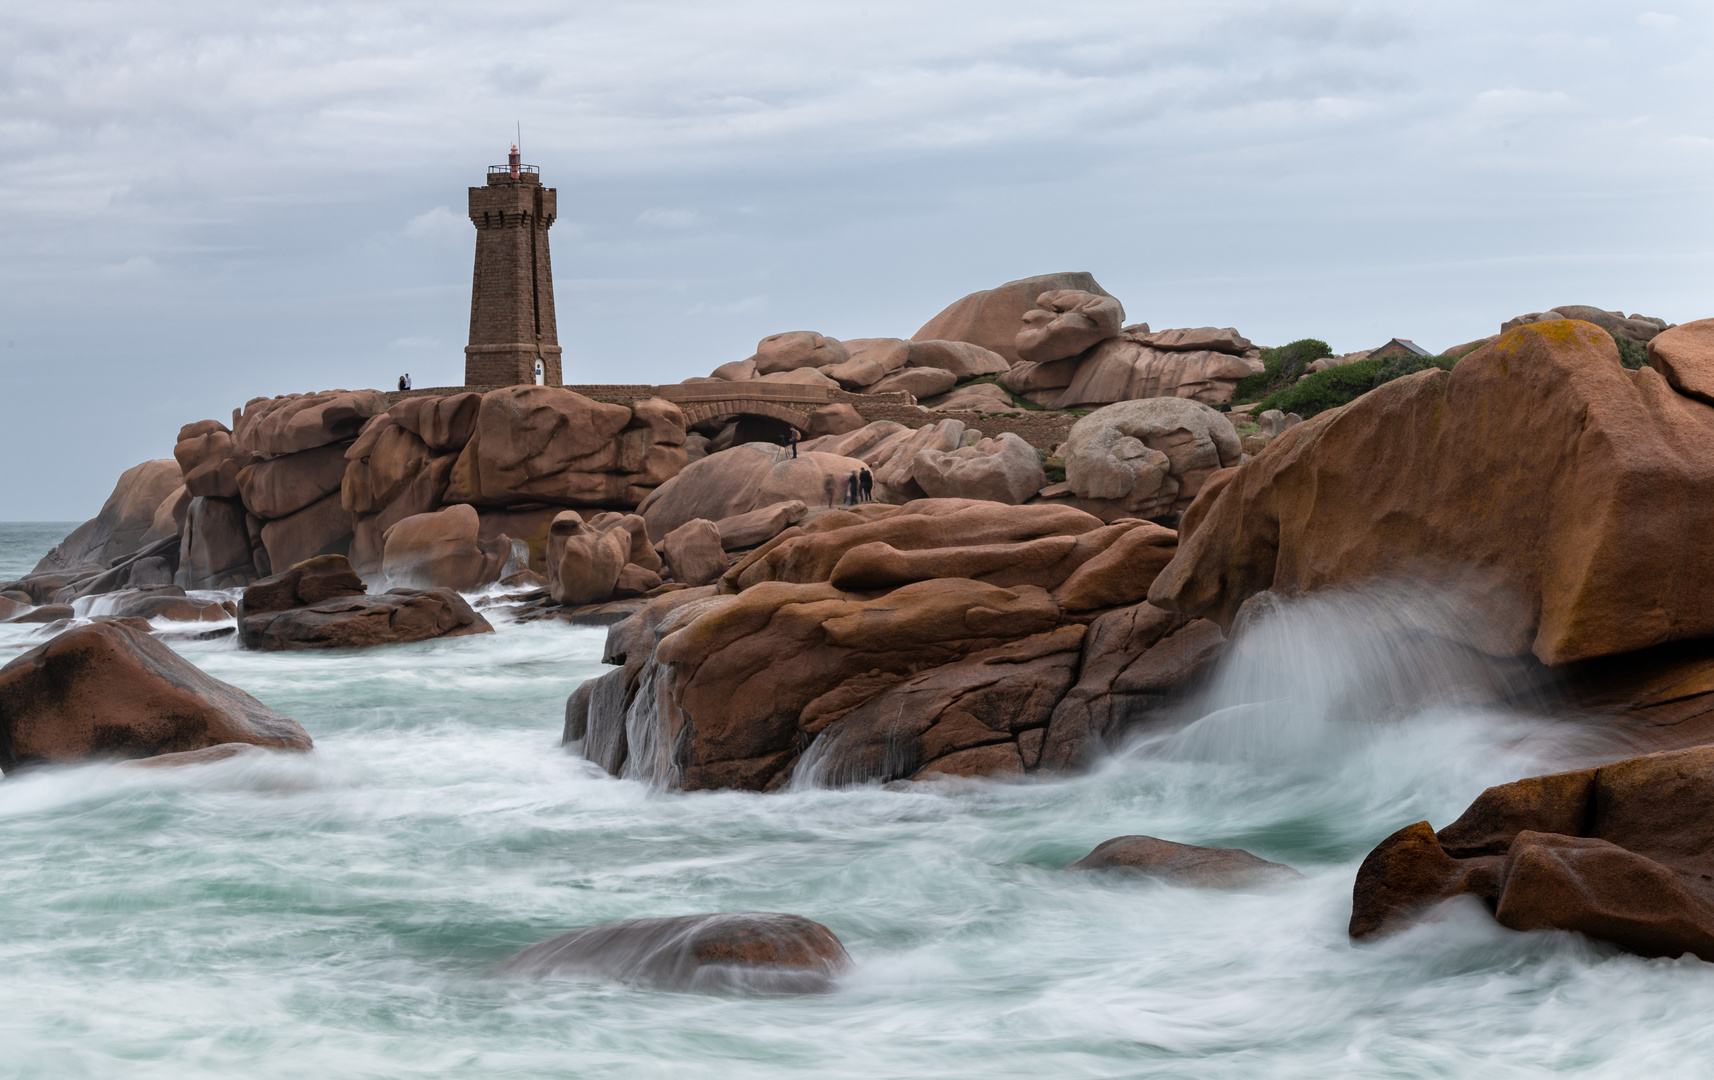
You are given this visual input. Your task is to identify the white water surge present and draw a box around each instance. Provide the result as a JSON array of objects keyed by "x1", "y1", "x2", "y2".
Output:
[{"x1": 2, "y1": 523, "x2": 1711, "y2": 1078}]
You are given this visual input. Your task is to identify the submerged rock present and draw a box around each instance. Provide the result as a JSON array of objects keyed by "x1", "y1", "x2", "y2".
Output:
[
  {"x1": 1351, "y1": 745, "x2": 1714, "y2": 961},
  {"x1": 121, "y1": 743, "x2": 270, "y2": 769},
  {"x1": 0, "y1": 622, "x2": 311, "y2": 772},
  {"x1": 489, "y1": 912, "x2": 851, "y2": 994},
  {"x1": 105, "y1": 589, "x2": 236, "y2": 623},
  {"x1": 1071, "y1": 835, "x2": 1300, "y2": 887},
  {"x1": 4, "y1": 604, "x2": 76, "y2": 625}
]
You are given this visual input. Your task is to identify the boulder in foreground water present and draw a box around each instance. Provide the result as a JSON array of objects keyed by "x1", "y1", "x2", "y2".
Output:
[
  {"x1": 1071, "y1": 835, "x2": 1300, "y2": 887},
  {"x1": 1351, "y1": 744, "x2": 1714, "y2": 961},
  {"x1": 0, "y1": 622, "x2": 311, "y2": 773},
  {"x1": 489, "y1": 912, "x2": 851, "y2": 994}
]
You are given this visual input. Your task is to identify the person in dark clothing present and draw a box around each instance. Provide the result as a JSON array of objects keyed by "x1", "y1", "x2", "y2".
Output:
[
  {"x1": 859, "y1": 468, "x2": 873, "y2": 503},
  {"x1": 846, "y1": 470, "x2": 860, "y2": 506},
  {"x1": 398, "y1": 375, "x2": 407, "y2": 391}
]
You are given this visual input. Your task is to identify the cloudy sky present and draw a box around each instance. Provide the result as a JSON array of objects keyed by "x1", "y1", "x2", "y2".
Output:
[{"x1": 2, "y1": 0, "x2": 1711, "y2": 518}]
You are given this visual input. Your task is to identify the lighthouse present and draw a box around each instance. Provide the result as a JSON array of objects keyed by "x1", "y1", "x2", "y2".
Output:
[{"x1": 464, "y1": 145, "x2": 562, "y2": 386}]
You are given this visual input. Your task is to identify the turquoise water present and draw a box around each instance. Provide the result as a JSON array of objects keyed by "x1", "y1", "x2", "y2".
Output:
[{"x1": 2, "y1": 526, "x2": 1711, "y2": 1078}]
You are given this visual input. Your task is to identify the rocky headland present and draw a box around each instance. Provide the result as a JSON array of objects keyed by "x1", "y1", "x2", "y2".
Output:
[{"x1": 6, "y1": 270, "x2": 1714, "y2": 969}]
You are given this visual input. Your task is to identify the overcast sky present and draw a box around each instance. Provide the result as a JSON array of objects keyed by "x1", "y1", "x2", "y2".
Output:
[{"x1": 2, "y1": 0, "x2": 1711, "y2": 519}]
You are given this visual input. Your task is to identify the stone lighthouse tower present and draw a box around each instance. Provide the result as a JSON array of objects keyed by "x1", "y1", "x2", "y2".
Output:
[{"x1": 464, "y1": 145, "x2": 562, "y2": 386}]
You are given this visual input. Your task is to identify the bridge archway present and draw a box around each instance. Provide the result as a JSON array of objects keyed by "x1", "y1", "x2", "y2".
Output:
[{"x1": 679, "y1": 400, "x2": 815, "y2": 428}]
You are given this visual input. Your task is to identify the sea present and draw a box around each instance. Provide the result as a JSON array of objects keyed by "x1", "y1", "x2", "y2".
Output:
[{"x1": 2, "y1": 520, "x2": 1709, "y2": 1078}]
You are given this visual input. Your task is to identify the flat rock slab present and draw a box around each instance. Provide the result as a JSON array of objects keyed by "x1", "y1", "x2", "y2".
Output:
[
  {"x1": 239, "y1": 589, "x2": 493, "y2": 650},
  {"x1": 489, "y1": 912, "x2": 851, "y2": 994},
  {"x1": 0, "y1": 622, "x2": 311, "y2": 772},
  {"x1": 1071, "y1": 834, "x2": 1301, "y2": 888}
]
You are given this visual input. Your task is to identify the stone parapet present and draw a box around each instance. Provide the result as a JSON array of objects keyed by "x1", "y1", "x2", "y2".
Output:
[{"x1": 383, "y1": 383, "x2": 1080, "y2": 450}]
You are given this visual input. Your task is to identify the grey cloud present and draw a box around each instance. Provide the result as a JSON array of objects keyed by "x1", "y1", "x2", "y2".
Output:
[{"x1": 1, "y1": 0, "x2": 1711, "y2": 517}]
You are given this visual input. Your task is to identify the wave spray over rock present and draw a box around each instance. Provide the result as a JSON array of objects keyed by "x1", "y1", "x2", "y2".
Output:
[{"x1": 1149, "y1": 586, "x2": 1570, "y2": 769}]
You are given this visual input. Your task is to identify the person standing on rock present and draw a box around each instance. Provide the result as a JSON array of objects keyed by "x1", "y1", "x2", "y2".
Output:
[
  {"x1": 823, "y1": 474, "x2": 837, "y2": 508},
  {"x1": 788, "y1": 427, "x2": 800, "y2": 459},
  {"x1": 859, "y1": 468, "x2": 873, "y2": 503},
  {"x1": 847, "y1": 470, "x2": 860, "y2": 506}
]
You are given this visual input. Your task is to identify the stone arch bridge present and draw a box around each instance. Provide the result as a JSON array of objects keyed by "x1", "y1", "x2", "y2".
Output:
[
  {"x1": 389, "y1": 380, "x2": 1076, "y2": 449},
  {"x1": 642, "y1": 381, "x2": 850, "y2": 427}
]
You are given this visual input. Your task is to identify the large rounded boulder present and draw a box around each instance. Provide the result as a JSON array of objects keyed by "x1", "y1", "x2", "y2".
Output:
[
  {"x1": 909, "y1": 432, "x2": 1046, "y2": 504},
  {"x1": 1015, "y1": 289, "x2": 1125, "y2": 364},
  {"x1": 380, "y1": 504, "x2": 509, "y2": 591},
  {"x1": 0, "y1": 621, "x2": 312, "y2": 772},
  {"x1": 1150, "y1": 319, "x2": 1714, "y2": 664},
  {"x1": 1060, "y1": 398, "x2": 1242, "y2": 518},
  {"x1": 913, "y1": 271, "x2": 1117, "y2": 364},
  {"x1": 637, "y1": 444, "x2": 871, "y2": 541}
]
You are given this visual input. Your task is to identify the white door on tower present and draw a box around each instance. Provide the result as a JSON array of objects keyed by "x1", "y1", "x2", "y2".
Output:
[{"x1": 534, "y1": 359, "x2": 545, "y2": 386}]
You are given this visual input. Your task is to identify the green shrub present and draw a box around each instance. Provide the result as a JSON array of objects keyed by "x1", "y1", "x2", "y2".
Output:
[
  {"x1": 1036, "y1": 448, "x2": 1066, "y2": 484},
  {"x1": 1611, "y1": 331, "x2": 1650, "y2": 370},
  {"x1": 1256, "y1": 353, "x2": 1457, "y2": 418},
  {"x1": 1232, "y1": 338, "x2": 1332, "y2": 403}
]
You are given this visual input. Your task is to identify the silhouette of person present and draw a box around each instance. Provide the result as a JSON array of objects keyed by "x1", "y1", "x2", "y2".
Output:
[
  {"x1": 823, "y1": 473, "x2": 837, "y2": 508},
  {"x1": 859, "y1": 468, "x2": 873, "y2": 503},
  {"x1": 847, "y1": 470, "x2": 860, "y2": 506},
  {"x1": 398, "y1": 375, "x2": 406, "y2": 391}
]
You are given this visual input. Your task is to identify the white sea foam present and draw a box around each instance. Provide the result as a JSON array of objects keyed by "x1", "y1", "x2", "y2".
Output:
[{"x1": 0, "y1": 551, "x2": 1707, "y2": 1078}]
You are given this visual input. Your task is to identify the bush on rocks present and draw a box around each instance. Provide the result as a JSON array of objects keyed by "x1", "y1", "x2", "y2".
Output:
[{"x1": 1231, "y1": 338, "x2": 1331, "y2": 402}]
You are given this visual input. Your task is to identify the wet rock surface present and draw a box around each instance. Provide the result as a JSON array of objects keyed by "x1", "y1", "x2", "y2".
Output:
[
  {"x1": 0, "y1": 621, "x2": 312, "y2": 772},
  {"x1": 567, "y1": 498, "x2": 1193, "y2": 791},
  {"x1": 1151, "y1": 321, "x2": 1714, "y2": 665},
  {"x1": 1071, "y1": 835, "x2": 1300, "y2": 887},
  {"x1": 1351, "y1": 745, "x2": 1714, "y2": 960},
  {"x1": 489, "y1": 912, "x2": 851, "y2": 994},
  {"x1": 237, "y1": 554, "x2": 492, "y2": 650}
]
